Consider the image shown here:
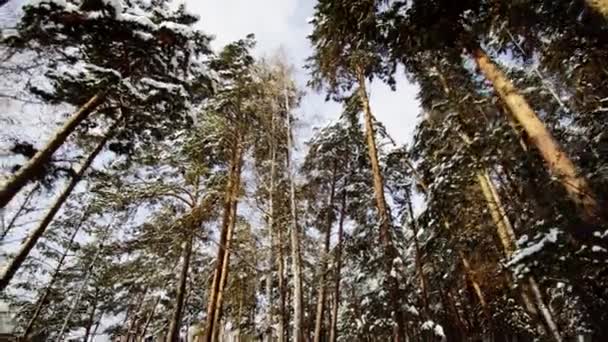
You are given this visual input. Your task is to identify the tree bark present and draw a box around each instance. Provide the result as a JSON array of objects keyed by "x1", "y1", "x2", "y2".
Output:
[
  {"x1": 277, "y1": 217, "x2": 287, "y2": 342},
  {"x1": 329, "y1": 190, "x2": 347, "y2": 342},
  {"x1": 405, "y1": 188, "x2": 430, "y2": 318},
  {"x1": 0, "y1": 90, "x2": 106, "y2": 208},
  {"x1": 458, "y1": 251, "x2": 488, "y2": 311},
  {"x1": 167, "y1": 235, "x2": 193, "y2": 342},
  {"x1": 313, "y1": 167, "x2": 338, "y2": 342},
  {"x1": 139, "y1": 295, "x2": 162, "y2": 342},
  {"x1": 83, "y1": 288, "x2": 100, "y2": 342},
  {"x1": 356, "y1": 65, "x2": 405, "y2": 342},
  {"x1": 0, "y1": 183, "x2": 39, "y2": 241},
  {"x1": 285, "y1": 80, "x2": 304, "y2": 342},
  {"x1": 204, "y1": 131, "x2": 243, "y2": 342},
  {"x1": 264, "y1": 101, "x2": 278, "y2": 342},
  {"x1": 586, "y1": 0, "x2": 608, "y2": 17},
  {"x1": 476, "y1": 168, "x2": 563, "y2": 342},
  {"x1": 211, "y1": 190, "x2": 240, "y2": 341},
  {"x1": 471, "y1": 47, "x2": 602, "y2": 230},
  {"x1": 56, "y1": 226, "x2": 108, "y2": 342},
  {"x1": 0, "y1": 125, "x2": 114, "y2": 291},
  {"x1": 21, "y1": 208, "x2": 87, "y2": 339},
  {"x1": 127, "y1": 287, "x2": 149, "y2": 342}
]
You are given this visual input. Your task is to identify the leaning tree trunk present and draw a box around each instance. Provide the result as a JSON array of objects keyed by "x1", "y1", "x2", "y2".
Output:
[
  {"x1": 586, "y1": 0, "x2": 608, "y2": 17},
  {"x1": 285, "y1": 81, "x2": 304, "y2": 342},
  {"x1": 21, "y1": 208, "x2": 88, "y2": 338},
  {"x1": 471, "y1": 47, "x2": 602, "y2": 231},
  {"x1": 82, "y1": 288, "x2": 100, "y2": 342},
  {"x1": 139, "y1": 295, "x2": 162, "y2": 342},
  {"x1": 56, "y1": 227, "x2": 108, "y2": 342},
  {"x1": 0, "y1": 91, "x2": 106, "y2": 208},
  {"x1": 313, "y1": 167, "x2": 338, "y2": 342},
  {"x1": 127, "y1": 287, "x2": 149, "y2": 342},
  {"x1": 166, "y1": 235, "x2": 193, "y2": 342},
  {"x1": 477, "y1": 168, "x2": 563, "y2": 342},
  {"x1": 204, "y1": 131, "x2": 244, "y2": 342},
  {"x1": 329, "y1": 190, "x2": 347, "y2": 342},
  {"x1": 0, "y1": 124, "x2": 115, "y2": 291},
  {"x1": 356, "y1": 65, "x2": 406, "y2": 342},
  {"x1": 1, "y1": 183, "x2": 39, "y2": 241}
]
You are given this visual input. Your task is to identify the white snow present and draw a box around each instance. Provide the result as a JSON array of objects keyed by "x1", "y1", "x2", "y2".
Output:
[
  {"x1": 133, "y1": 30, "x2": 154, "y2": 41},
  {"x1": 159, "y1": 21, "x2": 193, "y2": 37},
  {"x1": 140, "y1": 77, "x2": 186, "y2": 96},
  {"x1": 591, "y1": 245, "x2": 607, "y2": 253},
  {"x1": 101, "y1": 0, "x2": 123, "y2": 15},
  {"x1": 30, "y1": 0, "x2": 79, "y2": 11},
  {"x1": 421, "y1": 320, "x2": 445, "y2": 338},
  {"x1": 507, "y1": 228, "x2": 560, "y2": 267}
]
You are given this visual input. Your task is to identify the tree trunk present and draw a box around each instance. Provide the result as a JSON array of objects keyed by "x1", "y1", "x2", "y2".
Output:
[
  {"x1": 0, "y1": 183, "x2": 39, "y2": 241},
  {"x1": 83, "y1": 289, "x2": 100, "y2": 342},
  {"x1": 0, "y1": 125, "x2": 115, "y2": 291},
  {"x1": 471, "y1": 47, "x2": 602, "y2": 231},
  {"x1": 139, "y1": 296, "x2": 162, "y2": 342},
  {"x1": 21, "y1": 208, "x2": 87, "y2": 339},
  {"x1": 56, "y1": 227, "x2": 108, "y2": 342},
  {"x1": 204, "y1": 131, "x2": 243, "y2": 342},
  {"x1": 128, "y1": 287, "x2": 149, "y2": 342},
  {"x1": 277, "y1": 218, "x2": 287, "y2": 342},
  {"x1": 285, "y1": 81, "x2": 304, "y2": 342},
  {"x1": 313, "y1": 167, "x2": 338, "y2": 342},
  {"x1": 265, "y1": 101, "x2": 278, "y2": 342},
  {"x1": 211, "y1": 191, "x2": 240, "y2": 341},
  {"x1": 89, "y1": 311, "x2": 104, "y2": 342},
  {"x1": 0, "y1": 91, "x2": 106, "y2": 208},
  {"x1": 329, "y1": 190, "x2": 347, "y2": 342},
  {"x1": 405, "y1": 188, "x2": 430, "y2": 318},
  {"x1": 167, "y1": 235, "x2": 193, "y2": 342},
  {"x1": 587, "y1": 0, "x2": 608, "y2": 17},
  {"x1": 355, "y1": 65, "x2": 405, "y2": 342},
  {"x1": 476, "y1": 168, "x2": 563, "y2": 342},
  {"x1": 458, "y1": 251, "x2": 488, "y2": 311}
]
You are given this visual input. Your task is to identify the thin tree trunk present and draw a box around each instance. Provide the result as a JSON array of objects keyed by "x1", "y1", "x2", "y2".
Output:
[
  {"x1": 56, "y1": 226, "x2": 109, "y2": 342},
  {"x1": 21, "y1": 208, "x2": 88, "y2": 339},
  {"x1": 167, "y1": 235, "x2": 194, "y2": 342},
  {"x1": 277, "y1": 219, "x2": 286, "y2": 342},
  {"x1": 285, "y1": 80, "x2": 304, "y2": 342},
  {"x1": 211, "y1": 190, "x2": 240, "y2": 341},
  {"x1": 128, "y1": 287, "x2": 149, "y2": 342},
  {"x1": 405, "y1": 189, "x2": 430, "y2": 317},
  {"x1": 89, "y1": 310, "x2": 105, "y2": 342},
  {"x1": 471, "y1": 47, "x2": 602, "y2": 230},
  {"x1": 265, "y1": 100, "x2": 278, "y2": 342},
  {"x1": 204, "y1": 131, "x2": 244, "y2": 342},
  {"x1": 0, "y1": 125, "x2": 115, "y2": 291},
  {"x1": 355, "y1": 65, "x2": 405, "y2": 342},
  {"x1": 83, "y1": 289, "x2": 100, "y2": 342},
  {"x1": 139, "y1": 295, "x2": 162, "y2": 342},
  {"x1": 0, "y1": 183, "x2": 39, "y2": 241},
  {"x1": 313, "y1": 167, "x2": 338, "y2": 342},
  {"x1": 586, "y1": 0, "x2": 608, "y2": 17},
  {"x1": 476, "y1": 168, "x2": 563, "y2": 342},
  {"x1": 458, "y1": 251, "x2": 488, "y2": 311},
  {"x1": 329, "y1": 190, "x2": 347, "y2": 342},
  {"x1": 0, "y1": 90, "x2": 106, "y2": 208}
]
